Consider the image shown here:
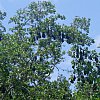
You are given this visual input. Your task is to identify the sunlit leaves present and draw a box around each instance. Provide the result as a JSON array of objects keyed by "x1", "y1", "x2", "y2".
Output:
[
  {"x1": 0, "y1": 1, "x2": 71, "y2": 99},
  {"x1": 0, "y1": 1, "x2": 100, "y2": 99}
]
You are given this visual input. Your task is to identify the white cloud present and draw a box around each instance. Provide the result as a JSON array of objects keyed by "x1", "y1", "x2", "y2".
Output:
[
  {"x1": 94, "y1": 36, "x2": 100, "y2": 47},
  {"x1": 0, "y1": 2, "x2": 5, "y2": 11}
]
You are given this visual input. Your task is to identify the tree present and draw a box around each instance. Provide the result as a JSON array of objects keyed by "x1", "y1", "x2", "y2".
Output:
[
  {"x1": 68, "y1": 17, "x2": 100, "y2": 99},
  {"x1": 29, "y1": 75, "x2": 72, "y2": 100},
  {"x1": 0, "y1": 1, "x2": 72, "y2": 99},
  {"x1": 0, "y1": 1, "x2": 100, "y2": 100}
]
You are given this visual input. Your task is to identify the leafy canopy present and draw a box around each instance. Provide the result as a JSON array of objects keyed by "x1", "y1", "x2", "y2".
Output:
[{"x1": 0, "y1": 1, "x2": 99, "y2": 100}]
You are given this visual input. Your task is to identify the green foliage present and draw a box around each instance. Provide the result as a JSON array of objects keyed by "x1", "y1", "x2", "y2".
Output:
[
  {"x1": 68, "y1": 17, "x2": 100, "y2": 99},
  {"x1": 0, "y1": 1, "x2": 100, "y2": 100},
  {"x1": 0, "y1": 1, "x2": 71, "y2": 99}
]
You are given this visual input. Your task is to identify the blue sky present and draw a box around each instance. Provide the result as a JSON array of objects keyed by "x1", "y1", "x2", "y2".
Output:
[
  {"x1": 0, "y1": 0, "x2": 100, "y2": 46},
  {"x1": 0, "y1": 0, "x2": 100, "y2": 81}
]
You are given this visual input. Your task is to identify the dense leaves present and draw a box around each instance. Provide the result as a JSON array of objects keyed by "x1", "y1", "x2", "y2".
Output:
[{"x1": 0, "y1": 1, "x2": 100, "y2": 100}]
